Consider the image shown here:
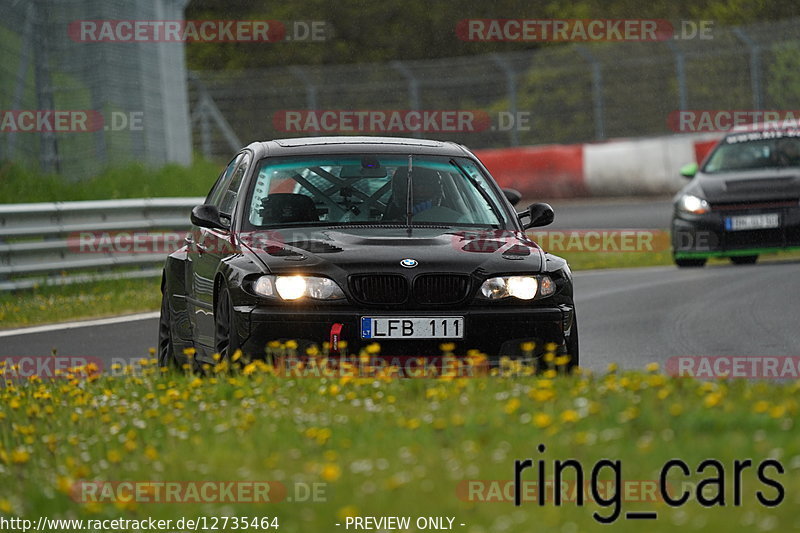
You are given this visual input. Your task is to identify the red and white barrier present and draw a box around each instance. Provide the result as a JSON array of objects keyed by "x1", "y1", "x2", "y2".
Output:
[{"x1": 474, "y1": 133, "x2": 722, "y2": 198}]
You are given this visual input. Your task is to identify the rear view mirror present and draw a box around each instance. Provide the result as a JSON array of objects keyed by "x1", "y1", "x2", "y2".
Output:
[
  {"x1": 339, "y1": 165, "x2": 388, "y2": 179},
  {"x1": 502, "y1": 188, "x2": 522, "y2": 206},
  {"x1": 518, "y1": 202, "x2": 554, "y2": 229},
  {"x1": 191, "y1": 204, "x2": 227, "y2": 230},
  {"x1": 680, "y1": 163, "x2": 698, "y2": 178}
]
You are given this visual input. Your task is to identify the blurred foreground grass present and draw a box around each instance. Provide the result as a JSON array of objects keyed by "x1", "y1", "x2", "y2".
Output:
[{"x1": 0, "y1": 358, "x2": 797, "y2": 532}]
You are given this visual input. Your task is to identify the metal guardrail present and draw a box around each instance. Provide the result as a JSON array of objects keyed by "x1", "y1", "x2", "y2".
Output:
[{"x1": 0, "y1": 198, "x2": 204, "y2": 291}]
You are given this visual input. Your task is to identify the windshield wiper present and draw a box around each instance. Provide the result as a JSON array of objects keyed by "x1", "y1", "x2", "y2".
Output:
[{"x1": 448, "y1": 158, "x2": 504, "y2": 225}]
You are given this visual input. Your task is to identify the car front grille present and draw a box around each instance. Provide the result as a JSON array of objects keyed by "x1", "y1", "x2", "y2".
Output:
[
  {"x1": 711, "y1": 199, "x2": 799, "y2": 211},
  {"x1": 350, "y1": 275, "x2": 408, "y2": 304},
  {"x1": 348, "y1": 274, "x2": 471, "y2": 305},
  {"x1": 413, "y1": 274, "x2": 470, "y2": 304}
]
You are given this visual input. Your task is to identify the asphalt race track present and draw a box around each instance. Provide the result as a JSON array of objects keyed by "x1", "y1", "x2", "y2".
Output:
[{"x1": 2, "y1": 198, "x2": 799, "y2": 372}]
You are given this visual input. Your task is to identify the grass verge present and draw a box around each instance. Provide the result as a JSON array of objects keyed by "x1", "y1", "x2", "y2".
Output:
[
  {"x1": 0, "y1": 361, "x2": 797, "y2": 532},
  {"x1": 0, "y1": 278, "x2": 161, "y2": 328},
  {"x1": 0, "y1": 159, "x2": 221, "y2": 203}
]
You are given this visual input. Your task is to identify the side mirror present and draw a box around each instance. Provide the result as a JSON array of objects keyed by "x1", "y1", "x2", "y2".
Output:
[
  {"x1": 502, "y1": 188, "x2": 522, "y2": 206},
  {"x1": 680, "y1": 163, "x2": 698, "y2": 179},
  {"x1": 191, "y1": 204, "x2": 227, "y2": 230},
  {"x1": 518, "y1": 202, "x2": 554, "y2": 229}
]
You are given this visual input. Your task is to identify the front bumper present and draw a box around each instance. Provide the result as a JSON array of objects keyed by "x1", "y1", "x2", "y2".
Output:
[
  {"x1": 671, "y1": 204, "x2": 800, "y2": 259},
  {"x1": 237, "y1": 304, "x2": 574, "y2": 359}
]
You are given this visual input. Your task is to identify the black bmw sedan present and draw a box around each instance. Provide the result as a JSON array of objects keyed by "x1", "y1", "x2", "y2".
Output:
[
  {"x1": 672, "y1": 124, "x2": 800, "y2": 267},
  {"x1": 158, "y1": 137, "x2": 577, "y2": 369}
]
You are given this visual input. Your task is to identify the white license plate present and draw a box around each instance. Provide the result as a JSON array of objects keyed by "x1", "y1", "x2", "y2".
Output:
[
  {"x1": 360, "y1": 317, "x2": 464, "y2": 339},
  {"x1": 725, "y1": 213, "x2": 780, "y2": 231}
]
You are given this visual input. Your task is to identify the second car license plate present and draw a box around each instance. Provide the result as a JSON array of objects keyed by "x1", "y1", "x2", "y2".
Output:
[
  {"x1": 725, "y1": 213, "x2": 780, "y2": 231},
  {"x1": 360, "y1": 317, "x2": 464, "y2": 339}
]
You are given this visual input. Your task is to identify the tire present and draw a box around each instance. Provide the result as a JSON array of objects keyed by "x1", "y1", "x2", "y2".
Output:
[
  {"x1": 157, "y1": 290, "x2": 177, "y2": 368},
  {"x1": 565, "y1": 312, "x2": 579, "y2": 370},
  {"x1": 214, "y1": 286, "x2": 240, "y2": 361},
  {"x1": 731, "y1": 255, "x2": 758, "y2": 265},
  {"x1": 675, "y1": 258, "x2": 707, "y2": 268}
]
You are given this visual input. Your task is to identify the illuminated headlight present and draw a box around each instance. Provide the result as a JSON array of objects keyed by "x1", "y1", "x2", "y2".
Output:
[
  {"x1": 677, "y1": 194, "x2": 710, "y2": 214},
  {"x1": 253, "y1": 275, "x2": 344, "y2": 301},
  {"x1": 479, "y1": 275, "x2": 555, "y2": 300}
]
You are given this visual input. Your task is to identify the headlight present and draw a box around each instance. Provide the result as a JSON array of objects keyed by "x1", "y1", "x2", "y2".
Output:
[
  {"x1": 677, "y1": 194, "x2": 710, "y2": 214},
  {"x1": 479, "y1": 275, "x2": 555, "y2": 300},
  {"x1": 253, "y1": 275, "x2": 345, "y2": 301}
]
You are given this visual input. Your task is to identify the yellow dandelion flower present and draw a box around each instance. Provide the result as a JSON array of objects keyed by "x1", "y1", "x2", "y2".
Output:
[
  {"x1": 504, "y1": 398, "x2": 521, "y2": 415},
  {"x1": 107, "y1": 450, "x2": 122, "y2": 464},
  {"x1": 520, "y1": 341, "x2": 535, "y2": 352},
  {"x1": 0, "y1": 499, "x2": 12, "y2": 514},
  {"x1": 607, "y1": 362, "x2": 618, "y2": 373},
  {"x1": 704, "y1": 393, "x2": 722, "y2": 408},
  {"x1": 533, "y1": 413, "x2": 552, "y2": 428},
  {"x1": 645, "y1": 362, "x2": 660, "y2": 373},
  {"x1": 10, "y1": 448, "x2": 30, "y2": 464},
  {"x1": 669, "y1": 403, "x2": 683, "y2": 416},
  {"x1": 560, "y1": 410, "x2": 580, "y2": 423},
  {"x1": 753, "y1": 400, "x2": 769, "y2": 414},
  {"x1": 337, "y1": 505, "x2": 359, "y2": 520},
  {"x1": 529, "y1": 389, "x2": 555, "y2": 402},
  {"x1": 286, "y1": 340, "x2": 298, "y2": 350},
  {"x1": 320, "y1": 463, "x2": 341, "y2": 482},
  {"x1": 769, "y1": 405, "x2": 786, "y2": 419},
  {"x1": 555, "y1": 355, "x2": 571, "y2": 367},
  {"x1": 323, "y1": 450, "x2": 338, "y2": 462},
  {"x1": 144, "y1": 446, "x2": 158, "y2": 461},
  {"x1": 439, "y1": 342, "x2": 456, "y2": 353}
]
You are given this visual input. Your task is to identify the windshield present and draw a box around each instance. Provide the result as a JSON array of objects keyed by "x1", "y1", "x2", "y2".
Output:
[
  {"x1": 243, "y1": 154, "x2": 508, "y2": 229},
  {"x1": 703, "y1": 130, "x2": 800, "y2": 173}
]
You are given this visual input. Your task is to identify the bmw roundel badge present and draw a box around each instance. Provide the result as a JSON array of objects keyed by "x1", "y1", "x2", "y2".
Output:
[{"x1": 400, "y1": 258, "x2": 418, "y2": 268}]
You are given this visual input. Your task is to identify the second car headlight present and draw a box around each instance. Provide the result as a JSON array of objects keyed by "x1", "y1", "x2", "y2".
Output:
[
  {"x1": 479, "y1": 275, "x2": 555, "y2": 300},
  {"x1": 253, "y1": 275, "x2": 345, "y2": 301},
  {"x1": 677, "y1": 194, "x2": 710, "y2": 214}
]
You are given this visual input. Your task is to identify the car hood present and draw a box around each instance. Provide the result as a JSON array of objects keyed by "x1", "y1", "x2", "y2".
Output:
[
  {"x1": 689, "y1": 168, "x2": 800, "y2": 203},
  {"x1": 239, "y1": 226, "x2": 545, "y2": 276}
]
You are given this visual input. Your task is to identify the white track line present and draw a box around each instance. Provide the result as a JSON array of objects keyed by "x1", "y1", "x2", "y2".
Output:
[{"x1": 0, "y1": 312, "x2": 160, "y2": 337}]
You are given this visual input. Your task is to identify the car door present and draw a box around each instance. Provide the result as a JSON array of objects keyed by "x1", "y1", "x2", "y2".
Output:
[{"x1": 187, "y1": 152, "x2": 251, "y2": 347}]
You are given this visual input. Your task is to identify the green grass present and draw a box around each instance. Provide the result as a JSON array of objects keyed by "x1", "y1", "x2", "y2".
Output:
[
  {"x1": 0, "y1": 362, "x2": 797, "y2": 532},
  {"x1": 0, "y1": 278, "x2": 161, "y2": 328},
  {"x1": 0, "y1": 159, "x2": 222, "y2": 203}
]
